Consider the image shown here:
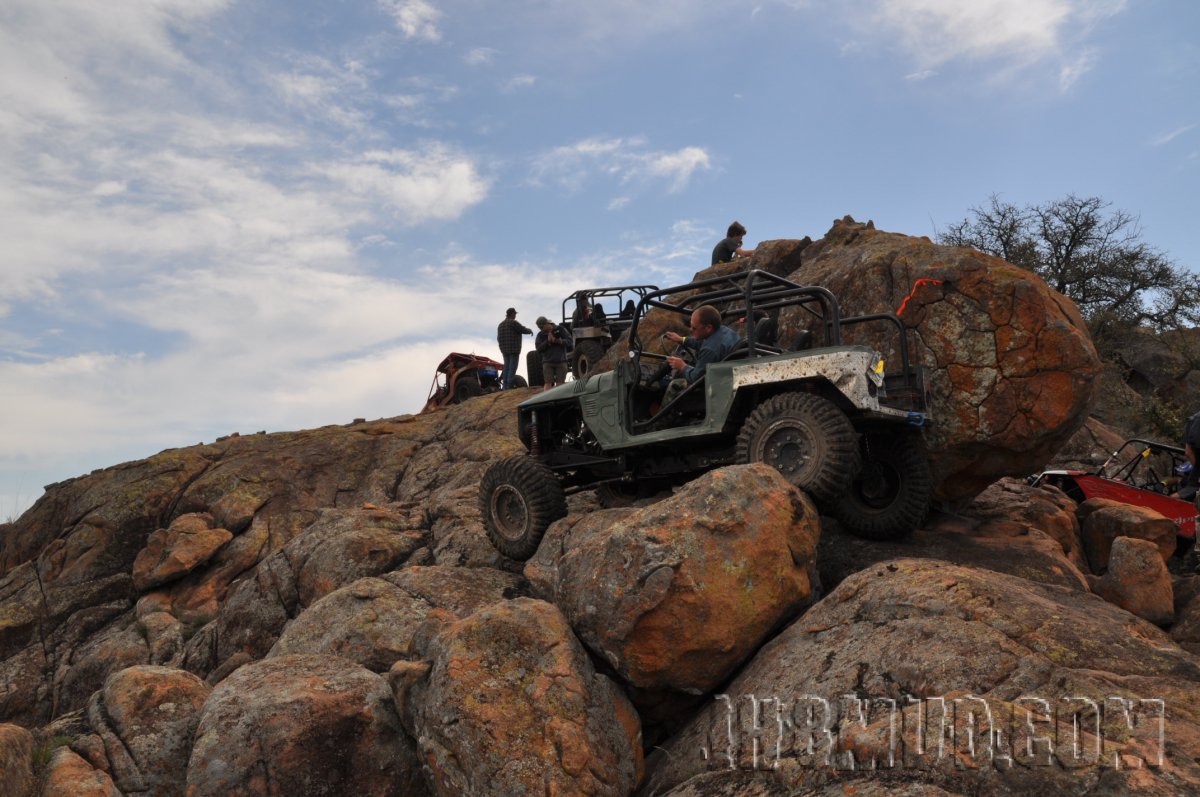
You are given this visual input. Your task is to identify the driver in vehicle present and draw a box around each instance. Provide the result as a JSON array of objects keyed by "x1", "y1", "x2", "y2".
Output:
[{"x1": 661, "y1": 304, "x2": 740, "y2": 406}]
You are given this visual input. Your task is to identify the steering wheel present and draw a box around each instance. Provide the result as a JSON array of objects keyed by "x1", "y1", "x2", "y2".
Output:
[{"x1": 638, "y1": 334, "x2": 693, "y2": 386}]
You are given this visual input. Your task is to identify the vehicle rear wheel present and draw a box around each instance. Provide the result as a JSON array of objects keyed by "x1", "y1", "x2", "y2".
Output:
[
  {"x1": 830, "y1": 432, "x2": 931, "y2": 540},
  {"x1": 526, "y1": 351, "x2": 544, "y2": 387},
  {"x1": 736, "y1": 392, "x2": 860, "y2": 504},
  {"x1": 511, "y1": 375, "x2": 528, "y2": 389},
  {"x1": 453, "y1": 375, "x2": 482, "y2": 403},
  {"x1": 572, "y1": 340, "x2": 605, "y2": 379},
  {"x1": 479, "y1": 456, "x2": 567, "y2": 560}
]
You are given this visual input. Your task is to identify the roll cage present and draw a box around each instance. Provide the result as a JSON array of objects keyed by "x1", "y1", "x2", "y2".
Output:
[
  {"x1": 623, "y1": 269, "x2": 926, "y2": 431},
  {"x1": 560, "y1": 285, "x2": 659, "y2": 334}
]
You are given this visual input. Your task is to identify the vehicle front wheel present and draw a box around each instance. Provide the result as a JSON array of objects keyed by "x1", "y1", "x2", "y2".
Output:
[
  {"x1": 736, "y1": 392, "x2": 860, "y2": 504},
  {"x1": 479, "y1": 456, "x2": 567, "y2": 560},
  {"x1": 830, "y1": 432, "x2": 932, "y2": 540},
  {"x1": 511, "y1": 375, "x2": 528, "y2": 388}
]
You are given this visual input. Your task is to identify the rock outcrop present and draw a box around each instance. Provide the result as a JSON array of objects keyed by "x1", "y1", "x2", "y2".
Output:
[
  {"x1": 0, "y1": 218, "x2": 1194, "y2": 797},
  {"x1": 643, "y1": 558, "x2": 1200, "y2": 796}
]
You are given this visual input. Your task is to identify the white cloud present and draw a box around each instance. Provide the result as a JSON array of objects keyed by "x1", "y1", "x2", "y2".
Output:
[
  {"x1": 531, "y1": 136, "x2": 712, "y2": 197},
  {"x1": 502, "y1": 74, "x2": 538, "y2": 93},
  {"x1": 318, "y1": 146, "x2": 491, "y2": 223},
  {"x1": 0, "y1": 0, "x2": 232, "y2": 141},
  {"x1": 905, "y1": 69, "x2": 938, "y2": 81},
  {"x1": 645, "y1": 147, "x2": 712, "y2": 192},
  {"x1": 1058, "y1": 49, "x2": 1097, "y2": 91},
  {"x1": 1149, "y1": 124, "x2": 1196, "y2": 148},
  {"x1": 465, "y1": 47, "x2": 498, "y2": 66},
  {"x1": 380, "y1": 0, "x2": 443, "y2": 42},
  {"x1": 859, "y1": 0, "x2": 1127, "y2": 87}
]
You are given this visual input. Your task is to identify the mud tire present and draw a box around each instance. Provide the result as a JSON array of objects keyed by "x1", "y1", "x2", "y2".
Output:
[
  {"x1": 479, "y1": 456, "x2": 567, "y2": 560},
  {"x1": 736, "y1": 392, "x2": 860, "y2": 504},
  {"x1": 526, "y1": 351, "x2": 544, "y2": 387},
  {"x1": 830, "y1": 432, "x2": 932, "y2": 540},
  {"x1": 572, "y1": 340, "x2": 606, "y2": 379},
  {"x1": 453, "y1": 375, "x2": 482, "y2": 403}
]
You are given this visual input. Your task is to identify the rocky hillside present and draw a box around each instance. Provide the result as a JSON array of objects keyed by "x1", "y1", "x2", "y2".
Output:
[{"x1": 2, "y1": 219, "x2": 1199, "y2": 797}]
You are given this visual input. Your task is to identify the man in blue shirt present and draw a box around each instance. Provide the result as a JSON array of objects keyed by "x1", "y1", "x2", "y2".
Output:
[{"x1": 661, "y1": 304, "x2": 740, "y2": 406}]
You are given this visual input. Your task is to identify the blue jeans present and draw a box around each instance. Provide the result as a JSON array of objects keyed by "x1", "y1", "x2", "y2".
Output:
[{"x1": 501, "y1": 352, "x2": 520, "y2": 389}]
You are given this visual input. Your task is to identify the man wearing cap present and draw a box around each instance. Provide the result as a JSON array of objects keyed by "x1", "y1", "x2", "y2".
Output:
[
  {"x1": 496, "y1": 308, "x2": 533, "y2": 389},
  {"x1": 535, "y1": 315, "x2": 573, "y2": 391}
]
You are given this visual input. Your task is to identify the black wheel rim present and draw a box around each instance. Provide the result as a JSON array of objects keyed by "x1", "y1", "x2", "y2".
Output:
[
  {"x1": 758, "y1": 420, "x2": 817, "y2": 480},
  {"x1": 489, "y1": 484, "x2": 529, "y2": 542},
  {"x1": 853, "y1": 462, "x2": 901, "y2": 510}
]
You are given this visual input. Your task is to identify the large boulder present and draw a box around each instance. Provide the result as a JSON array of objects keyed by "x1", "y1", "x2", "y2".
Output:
[
  {"x1": 268, "y1": 565, "x2": 527, "y2": 671},
  {"x1": 1079, "y1": 499, "x2": 1178, "y2": 573},
  {"x1": 184, "y1": 504, "x2": 433, "y2": 680},
  {"x1": 526, "y1": 464, "x2": 820, "y2": 695},
  {"x1": 644, "y1": 558, "x2": 1200, "y2": 795},
  {"x1": 0, "y1": 723, "x2": 35, "y2": 797},
  {"x1": 819, "y1": 478, "x2": 1089, "y2": 593},
  {"x1": 187, "y1": 654, "x2": 428, "y2": 797},
  {"x1": 41, "y1": 747, "x2": 122, "y2": 797},
  {"x1": 132, "y1": 513, "x2": 232, "y2": 592},
  {"x1": 86, "y1": 665, "x2": 210, "y2": 797},
  {"x1": 390, "y1": 598, "x2": 642, "y2": 797},
  {"x1": 1088, "y1": 536, "x2": 1175, "y2": 626},
  {"x1": 786, "y1": 217, "x2": 1099, "y2": 504}
]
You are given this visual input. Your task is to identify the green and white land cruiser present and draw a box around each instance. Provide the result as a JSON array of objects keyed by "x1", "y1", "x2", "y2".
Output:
[{"x1": 481, "y1": 269, "x2": 932, "y2": 560}]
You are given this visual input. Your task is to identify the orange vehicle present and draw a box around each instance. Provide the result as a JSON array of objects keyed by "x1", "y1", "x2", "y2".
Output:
[{"x1": 422, "y1": 352, "x2": 524, "y2": 412}]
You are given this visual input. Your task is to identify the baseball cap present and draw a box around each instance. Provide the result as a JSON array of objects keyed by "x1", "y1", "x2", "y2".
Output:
[
  {"x1": 535, "y1": 316, "x2": 550, "y2": 327},
  {"x1": 506, "y1": 307, "x2": 517, "y2": 316}
]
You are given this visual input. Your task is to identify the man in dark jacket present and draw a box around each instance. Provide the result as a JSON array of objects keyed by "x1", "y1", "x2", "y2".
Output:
[
  {"x1": 535, "y1": 316, "x2": 572, "y2": 391},
  {"x1": 496, "y1": 308, "x2": 532, "y2": 389}
]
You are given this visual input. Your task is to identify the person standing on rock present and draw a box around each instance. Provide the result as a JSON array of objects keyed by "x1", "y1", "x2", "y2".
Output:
[
  {"x1": 535, "y1": 316, "x2": 572, "y2": 391},
  {"x1": 496, "y1": 308, "x2": 532, "y2": 389},
  {"x1": 711, "y1": 221, "x2": 755, "y2": 265}
]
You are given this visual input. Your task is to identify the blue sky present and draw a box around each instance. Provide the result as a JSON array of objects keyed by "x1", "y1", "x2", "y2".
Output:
[{"x1": 1, "y1": 0, "x2": 1196, "y2": 518}]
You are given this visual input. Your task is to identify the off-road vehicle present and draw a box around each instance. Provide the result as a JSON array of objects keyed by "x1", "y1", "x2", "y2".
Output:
[
  {"x1": 1028, "y1": 437, "x2": 1197, "y2": 547},
  {"x1": 422, "y1": 352, "x2": 524, "y2": 413},
  {"x1": 527, "y1": 285, "x2": 658, "y2": 385},
  {"x1": 483, "y1": 269, "x2": 932, "y2": 559}
]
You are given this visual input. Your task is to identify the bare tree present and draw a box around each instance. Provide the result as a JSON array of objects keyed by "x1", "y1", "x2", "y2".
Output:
[{"x1": 940, "y1": 194, "x2": 1199, "y2": 338}]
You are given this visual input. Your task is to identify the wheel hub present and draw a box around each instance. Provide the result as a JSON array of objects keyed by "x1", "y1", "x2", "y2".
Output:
[
  {"x1": 761, "y1": 423, "x2": 814, "y2": 477},
  {"x1": 489, "y1": 484, "x2": 529, "y2": 542}
]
